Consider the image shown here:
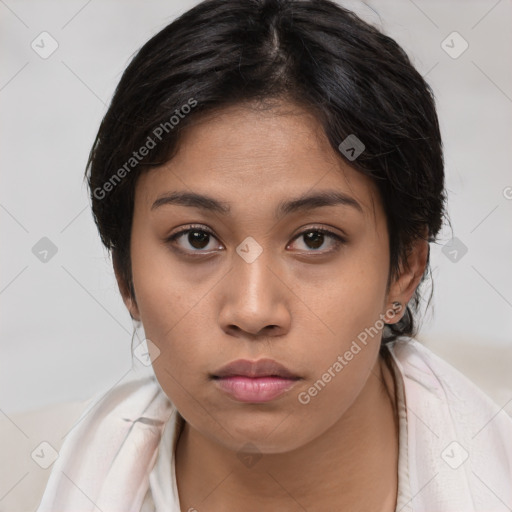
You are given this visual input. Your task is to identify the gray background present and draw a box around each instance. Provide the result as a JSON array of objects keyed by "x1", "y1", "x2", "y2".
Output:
[{"x1": 1, "y1": 0, "x2": 511, "y2": 415}]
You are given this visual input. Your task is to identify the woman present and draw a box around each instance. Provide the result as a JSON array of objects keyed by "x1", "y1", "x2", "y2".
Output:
[{"x1": 36, "y1": 0, "x2": 512, "y2": 511}]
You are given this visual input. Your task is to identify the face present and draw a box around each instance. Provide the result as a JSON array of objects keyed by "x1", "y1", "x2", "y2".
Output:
[{"x1": 120, "y1": 100, "x2": 415, "y2": 454}]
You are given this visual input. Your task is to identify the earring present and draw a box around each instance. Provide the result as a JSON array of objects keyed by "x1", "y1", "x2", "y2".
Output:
[{"x1": 386, "y1": 301, "x2": 403, "y2": 323}]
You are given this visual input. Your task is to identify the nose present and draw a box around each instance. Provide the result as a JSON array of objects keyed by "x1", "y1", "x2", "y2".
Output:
[{"x1": 218, "y1": 249, "x2": 291, "y2": 339}]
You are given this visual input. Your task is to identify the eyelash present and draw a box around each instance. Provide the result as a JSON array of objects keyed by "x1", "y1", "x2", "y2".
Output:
[{"x1": 165, "y1": 224, "x2": 346, "y2": 256}]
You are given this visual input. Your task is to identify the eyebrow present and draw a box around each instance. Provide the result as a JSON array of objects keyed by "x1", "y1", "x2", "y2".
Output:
[{"x1": 151, "y1": 189, "x2": 364, "y2": 218}]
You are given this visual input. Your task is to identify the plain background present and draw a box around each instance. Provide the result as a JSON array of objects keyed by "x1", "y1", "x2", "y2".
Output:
[{"x1": 1, "y1": 0, "x2": 511, "y2": 416}]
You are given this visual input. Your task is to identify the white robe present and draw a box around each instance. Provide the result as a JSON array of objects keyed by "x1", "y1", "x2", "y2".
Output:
[{"x1": 36, "y1": 337, "x2": 512, "y2": 511}]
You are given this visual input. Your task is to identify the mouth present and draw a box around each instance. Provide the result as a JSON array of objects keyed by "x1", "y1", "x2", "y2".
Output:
[{"x1": 210, "y1": 358, "x2": 302, "y2": 403}]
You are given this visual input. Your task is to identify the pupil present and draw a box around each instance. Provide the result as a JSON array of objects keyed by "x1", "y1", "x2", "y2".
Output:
[
  {"x1": 189, "y1": 231, "x2": 209, "y2": 249},
  {"x1": 305, "y1": 231, "x2": 323, "y2": 249}
]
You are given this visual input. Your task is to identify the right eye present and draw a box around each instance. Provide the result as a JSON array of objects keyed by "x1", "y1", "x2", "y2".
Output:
[{"x1": 165, "y1": 224, "x2": 224, "y2": 255}]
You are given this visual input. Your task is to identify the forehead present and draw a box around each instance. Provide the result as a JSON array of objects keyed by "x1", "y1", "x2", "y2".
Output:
[{"x1": 135, "y1": 100, "x2": 382, "y2": 223}]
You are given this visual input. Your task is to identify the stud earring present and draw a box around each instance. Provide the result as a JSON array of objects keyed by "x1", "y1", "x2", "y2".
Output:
[{"x1": 385, "y1": 301, "x2": 403, "y2": 323}]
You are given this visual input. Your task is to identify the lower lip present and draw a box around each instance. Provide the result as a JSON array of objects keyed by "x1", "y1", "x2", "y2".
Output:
[{"x1": 213, "y1": 376, "x2": 299, "y2": 403}]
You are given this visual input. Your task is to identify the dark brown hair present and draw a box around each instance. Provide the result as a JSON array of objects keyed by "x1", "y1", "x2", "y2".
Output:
[{"x1": 85, "y1": 0, "x2": 447, "y2": 344}]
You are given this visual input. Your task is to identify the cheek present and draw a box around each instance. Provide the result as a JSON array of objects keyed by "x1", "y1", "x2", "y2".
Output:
[
  {"x1": 312, "y1": 242, "x2": 389, "y2": 340},
  {"x1": 293, "y1": 261, "x2": 388, "y2": 421},
  {"x1": 129, "y1": 232, "x2": 219, "y2": 391},
  {"x1": 130, "y1": 224, "x2": 193, "y2": 331},
  {"x1": 297, "y1": 242, "x2": 389, "y2": 399}
]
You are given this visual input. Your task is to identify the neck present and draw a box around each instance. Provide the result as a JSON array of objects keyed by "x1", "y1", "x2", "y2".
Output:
[{"x1": 175, "y1": 353, "x2": 399, "y2": 512}]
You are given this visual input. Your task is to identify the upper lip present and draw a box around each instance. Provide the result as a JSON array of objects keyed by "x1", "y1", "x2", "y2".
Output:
[{"x1": 211, "y1": 358, "x2": 300, "y2": 379}]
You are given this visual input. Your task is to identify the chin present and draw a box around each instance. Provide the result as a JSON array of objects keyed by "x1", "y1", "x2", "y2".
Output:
[{"x1": 210, "y1": 414, "x2": 313, "y2": 454}]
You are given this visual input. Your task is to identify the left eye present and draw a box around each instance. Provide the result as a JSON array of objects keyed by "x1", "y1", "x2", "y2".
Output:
[{"x1": 288, "y1": 228, "x2": 345, "y2": 252}]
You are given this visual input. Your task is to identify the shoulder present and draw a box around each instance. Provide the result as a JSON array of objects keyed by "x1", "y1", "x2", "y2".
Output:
[
  {"x1": 386, "y1": 337, "x2": 512, "y2": 510},
  {"x1": 0, "y1": 376, "x2": 168, "y2": 512},
  {"x1": 57, "y1": 374, "x2": 175, "y2": 454},
  {"x1": 34, "y1": 375, "x2": 176, "y2": 512},
  {"x1": 386, "y1": 336, "x2": 512, "y2": 434},
  {"x1": 81, "y1": 375, "x2": 170, "y2": 422},
  {"x1": 387, "y1": 337, "x2": 511, "y2": 417}
]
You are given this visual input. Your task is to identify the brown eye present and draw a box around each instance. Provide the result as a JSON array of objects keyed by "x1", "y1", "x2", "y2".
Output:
[
  {"x1": 303, "y1": 231, "x2": 325, "y2": 249},
  {"x1": 289, "y1": 228, "x2": 346, "y2": 253},
  {"x1": 166, "y1": 225, "x2": 222, "y2": 254},
  {"x1": 187, "y1": 230, "x2": 211, "y2": 249}
]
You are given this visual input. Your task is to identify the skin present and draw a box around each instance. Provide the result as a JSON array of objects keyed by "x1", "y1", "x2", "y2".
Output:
[{"x1": 115, "y1": 100, "x2": 429, "y2": 511}]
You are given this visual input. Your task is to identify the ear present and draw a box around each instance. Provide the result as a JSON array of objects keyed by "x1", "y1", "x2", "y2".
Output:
[
  {"x1": 113, "y1": 256, "x2": 141, "y2": 322},
  {"x1": 383, "y1": 232, "x2": 430, "y2": 324}
]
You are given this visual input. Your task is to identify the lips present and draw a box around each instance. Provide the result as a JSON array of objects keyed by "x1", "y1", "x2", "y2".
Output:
[
  {"x1": 211, "y1": 358, "x2": 300, "y2": 380},
  {"x1": 211, "y1": 359, "x2": 301, "y2": 403}
]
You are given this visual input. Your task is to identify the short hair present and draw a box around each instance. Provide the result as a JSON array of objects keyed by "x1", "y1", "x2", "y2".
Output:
[{"x1": 85, "y1": 0, "x2": 447, "y2": 344}]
